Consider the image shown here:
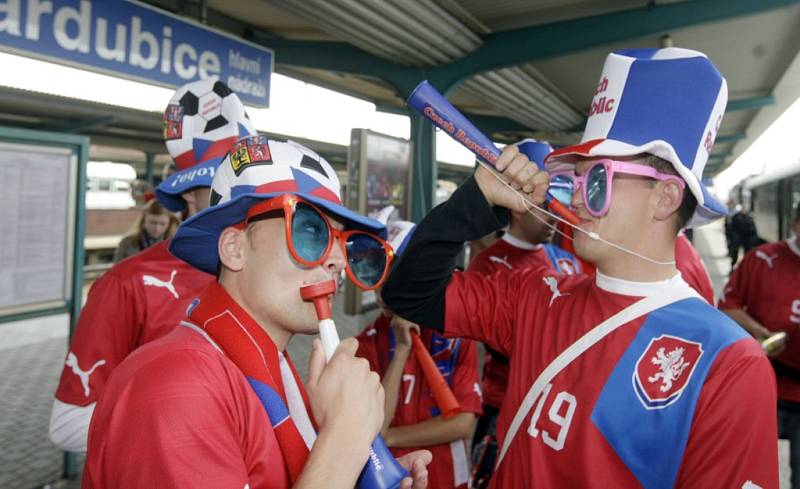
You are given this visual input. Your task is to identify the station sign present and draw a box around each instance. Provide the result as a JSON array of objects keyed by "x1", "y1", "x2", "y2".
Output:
[{"x1": 0, "y1": 0, "x2": 273, "y2": 107}]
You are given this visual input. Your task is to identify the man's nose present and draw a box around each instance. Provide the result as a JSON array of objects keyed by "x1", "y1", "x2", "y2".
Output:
[
  {"x1": 571, "y1": 182, "x2": 584, "y2": 209},
  {"x1": 324, "y1": 236, "x2": 347, "y2": 275}
]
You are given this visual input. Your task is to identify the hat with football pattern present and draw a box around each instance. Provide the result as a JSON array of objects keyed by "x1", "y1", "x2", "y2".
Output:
[
  {"x1": 170, "y1": 135, "x2": 386, "y2": 274},
  {"x1": 156, "y1": 78, "x2": 256, "y2": 211}
]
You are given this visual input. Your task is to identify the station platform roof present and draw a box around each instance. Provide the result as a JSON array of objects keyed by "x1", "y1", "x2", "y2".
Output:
[
  {"x1": 2, "y1": 0, "x2": 799, "y2": 179},
  {"x1": 179, "y1": 0, "x2": 800, "y2": 177}
]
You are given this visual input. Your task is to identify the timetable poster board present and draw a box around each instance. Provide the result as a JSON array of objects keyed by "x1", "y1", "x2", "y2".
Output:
[
  {"x1": 345, "y1": 129, "x2": 412, "y2": 315},
  {"x1": 0, "y1": 143, "x2": 76, "y2": 316}
]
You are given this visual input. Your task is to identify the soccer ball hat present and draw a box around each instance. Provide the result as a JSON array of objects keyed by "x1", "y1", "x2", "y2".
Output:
[
  {"x1": 546, "y1": 47, "x2": 728, "y2": 227},
  {"x1": 156, "y1": 78, "x2": 256, "y2": 211},
  {"x1": 170, "y1": 135, "x2": 386, "y2": 274}
]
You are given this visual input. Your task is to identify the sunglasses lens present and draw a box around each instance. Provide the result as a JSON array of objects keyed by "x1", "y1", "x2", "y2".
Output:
[
  {"x1": 291, "y1": 203, "x2": 329, "y2": 262},
  {"x1": 549, "y1": 174, "x2": 574, "y2": 206},
  {"x1": 586, "y1": 163, "x2": 608, "y2": 214},
  {"x1": 346, "y1": 233, "x2": 387, "y2": 289}
]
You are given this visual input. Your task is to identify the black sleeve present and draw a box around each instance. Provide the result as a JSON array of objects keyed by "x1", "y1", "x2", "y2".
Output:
[{"x1": 382, "y1": 176, "x2": 509, "y2": 332}]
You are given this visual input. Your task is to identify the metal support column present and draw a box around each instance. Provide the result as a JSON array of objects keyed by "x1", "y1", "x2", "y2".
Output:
[
  {"x1": 409, "y1": 111, "x2": 437, "y2": 223},
  {"x1": 145, "y1": 152, "x2": 155, "y2": 185}
]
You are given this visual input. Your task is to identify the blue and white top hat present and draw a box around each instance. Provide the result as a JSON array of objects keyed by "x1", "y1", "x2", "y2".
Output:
[
  {"x1": 170, "y1": 135, "x2": 386, "y2": 274},
  {"x1": 156, "y1": 78, "x2": 256, "y2": 211},
  {"x1": 515, "y1": 138, "x2": 554, "y2": 169},
  {"x1": 546, "y1": 47, "x2": 728, "y2": 227}
]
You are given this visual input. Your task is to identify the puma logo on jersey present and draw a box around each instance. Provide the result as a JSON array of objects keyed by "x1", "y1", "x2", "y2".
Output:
[
  {"x1": 755, "y1": 250, "x2": 777, "y2": 268},
  {"x1": 543, "y1": 276, "x2": 569, "y2": 307},
  {"x1": 489, "y1": 255, "x2": 513, "y2": 269},
  {"x1": 143, "y1": 270, "x2": 179, "y2": 299},
  {"x1": 65, "y1": 352, "x2": 106, "y2": 397},
  {"x1": 648, "y1": 347, "x2": 692, "y2": 392},
  {"x1": 473, "y1": 382, "x2": 483, "y2": 401},
  {"x1": 742, "y1": 481, "x2": 762, "y2": 489}
]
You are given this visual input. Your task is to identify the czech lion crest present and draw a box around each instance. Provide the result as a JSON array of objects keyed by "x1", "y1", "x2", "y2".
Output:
[{"x1": 633, "y1": 334, "x2": 703, "y2": 409}]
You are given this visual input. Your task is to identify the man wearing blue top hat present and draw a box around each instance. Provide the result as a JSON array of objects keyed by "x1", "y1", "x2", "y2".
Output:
[
  {"x1": 383, "y1": 48, "x2": 778, "y2": 488},
  {"x1": 49, "y1": 78, "x2": 256, "y2": 454},
  {"x1": 468, "y1": 139, "x2": 583, "y2": 489},
  {"x1": 83, "y1": 135, "x2": 431, "y2": 488}
]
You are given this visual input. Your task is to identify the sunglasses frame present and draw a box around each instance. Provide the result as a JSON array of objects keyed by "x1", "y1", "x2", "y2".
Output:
[
  {"x1": 549, "y1": 159, "x2": 686, "y2": 218},
  {"x1": 245, "y1": 194, "x2": 394, "y2": 291}
]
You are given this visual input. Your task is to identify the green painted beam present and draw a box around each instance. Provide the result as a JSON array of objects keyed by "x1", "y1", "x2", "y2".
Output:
[
  {"x1": 375, "y1": 104, "x2": 409, "y2": 117},
  {"x1": 257, "y1": 36, "x2": 423, "y2": 95},
  {"x1": 726, "y1": 95, "x2": 775, "y2": 112},
  {"x1": 257, "y1": 0, "x2": 800, "y2": 95},
  {"x1": 431, "y1": 0, "x2": 800, "y2": 87},
  {"x1": 409, "y1": 112, "x2": 437, "y2": 223},
  {"x1": 42, "y1": 115, "x2": 117, "y2": 133},
  {"x1": 145, "y1": 152, "x2": 156, "y2": 185},
  {"x1": 715, "y1": 132, "x2": 746, "y2": 143},
  {"x1": 250, "y1": 0, "x2": 796, "y2": 220}
]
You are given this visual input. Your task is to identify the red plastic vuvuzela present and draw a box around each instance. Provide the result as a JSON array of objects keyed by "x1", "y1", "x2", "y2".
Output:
[
  {"x1": 299, "y1": 280, "x2": 408, "y2": 489},
  {"x1": 410, "y1": 330, "x2": 460, "y2": 420},
  {"x1": 300, "y1": 280, "x2": 336, "y2": 320}
]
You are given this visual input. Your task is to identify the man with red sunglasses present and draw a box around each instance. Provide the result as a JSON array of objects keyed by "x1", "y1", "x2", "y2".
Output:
[
  {"x1": 49, "y1": 79, "x2": 255, "y2": 453},
  {"x1": 83, "y1": 136, "x2": 430, "y2": 488},
  {"x1": 383, "y1": 48, "x2": 777, "y2": 488}
]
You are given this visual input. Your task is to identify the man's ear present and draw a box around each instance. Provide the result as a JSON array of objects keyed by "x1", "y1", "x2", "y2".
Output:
[
  {"x1": 218, "y1": 226, "x2": 246, "y2": 273},
  {"x1": 652, "y1": 180, "x2": 684, "y2": 223}
]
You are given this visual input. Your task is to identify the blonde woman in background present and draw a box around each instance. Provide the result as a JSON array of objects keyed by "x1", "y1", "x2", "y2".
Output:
[{"x1": 113, "y1": 199, "x2": 178, "y2": 262}]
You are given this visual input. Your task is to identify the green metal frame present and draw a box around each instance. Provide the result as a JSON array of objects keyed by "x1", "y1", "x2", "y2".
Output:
[
  {"x1": 42, "y1": 115, "x2": 117, "y2": 133},
  {"x1": 256, "y1": 0, "x2": 800, "y2": 219},
  {"x1": 710, "y1": 150, "x2": 733, "y2": 158},
  {"x1": 262, "y1": 0, "x2": 800, "y2": 90},
  {"x1": 145, "y1": 152, "x2": 156, "y2": 184},
  {"x1": 0, "y1": 126, "x2": 88, "y2": 479},
  {"x1": 727, "y1": 95, "x2": 775, "y2": 112},
  {"x1": 409, "y1": 112, "x2": 437, "y2": 222},
  {"x1": 715, "y1": 132, "x2": 746, "y2": 143}
]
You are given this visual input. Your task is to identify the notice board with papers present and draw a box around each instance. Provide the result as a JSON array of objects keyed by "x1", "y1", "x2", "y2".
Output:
[{"x1": 0, "y1": 128, "x2": 87, "y2": 322}]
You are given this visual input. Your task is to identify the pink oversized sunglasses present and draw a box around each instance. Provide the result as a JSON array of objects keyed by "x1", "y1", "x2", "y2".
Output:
[{"x1": 548, "y1": 159, "x2": 686, "y2": 218}]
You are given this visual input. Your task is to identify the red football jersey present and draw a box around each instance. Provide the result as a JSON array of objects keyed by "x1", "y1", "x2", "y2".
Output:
[
  {"x1": 83, "y1": 325, "x2": 289, "y2": 488},
  {"x1": 719, "y1": 237, "x2": 800, "y2": 402},
  {"x1": 468, "y1": 235, "x2": 582, "y2": 409},
  {"x1": 357, "y1": 314, "x2": 482, "y2": 489},
  {"x1": 446, "y1": 268, "x2": 777, "y2": 489},
  {"x1": 55, "y1": 240, "x2": 214, "y2": 406},
  {"x1": 675, "y1": 234, "x2": 715, "y2": 304}
]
